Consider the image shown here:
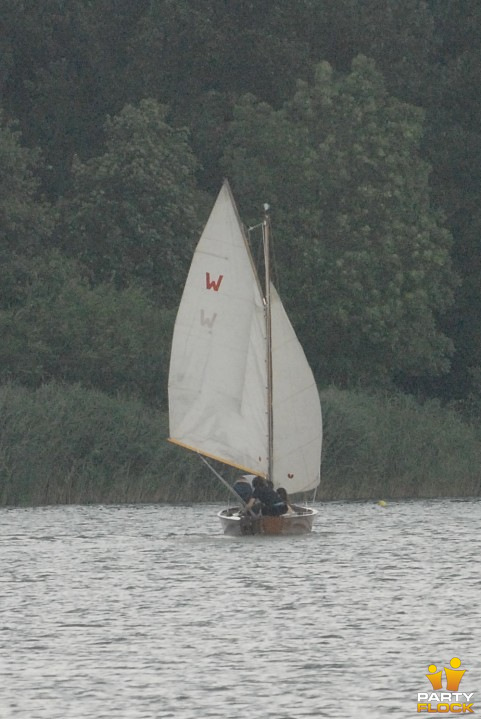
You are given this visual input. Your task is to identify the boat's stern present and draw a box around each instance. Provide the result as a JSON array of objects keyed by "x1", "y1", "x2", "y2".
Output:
[{"x1": 217, "y1": 506, "x2": 317, "y2": 536}]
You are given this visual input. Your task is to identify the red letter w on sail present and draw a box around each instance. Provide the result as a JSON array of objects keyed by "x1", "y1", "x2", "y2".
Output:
[{"x1": 205, "y1": 272, "x2": 224, "y2": 291}]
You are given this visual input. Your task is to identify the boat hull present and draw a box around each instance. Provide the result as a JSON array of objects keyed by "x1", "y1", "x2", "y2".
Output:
[{"x1": 217, "y1": 506, "x2": 317, "y2": 536}]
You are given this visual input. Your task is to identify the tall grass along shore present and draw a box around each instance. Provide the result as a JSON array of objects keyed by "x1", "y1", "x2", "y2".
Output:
[{"x1": 0, "y1": 382, "x2": 480, "y2": 507}]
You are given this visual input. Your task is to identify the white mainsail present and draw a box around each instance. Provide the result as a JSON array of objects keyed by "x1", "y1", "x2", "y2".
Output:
[
  {"x1": 168, "y1": 180, "x2": 322, "y2": 493},
  {"x1": 168, "y1": 181, "x2": 269, "y2": 476}
]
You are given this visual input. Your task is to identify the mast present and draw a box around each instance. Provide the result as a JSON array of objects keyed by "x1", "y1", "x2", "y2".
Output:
[{"x1": 262, "y1": 203, "x2": 274, "y2": 483}]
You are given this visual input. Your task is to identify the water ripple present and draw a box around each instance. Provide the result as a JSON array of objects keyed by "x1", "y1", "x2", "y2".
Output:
[{"x1": 0, "y1": 499, "x2": 480, "y2": 718}]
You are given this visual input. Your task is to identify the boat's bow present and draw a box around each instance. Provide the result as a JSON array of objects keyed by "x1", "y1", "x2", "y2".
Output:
[{"x1": 217, "y1": 506, "x2": 318, "y2": 536}]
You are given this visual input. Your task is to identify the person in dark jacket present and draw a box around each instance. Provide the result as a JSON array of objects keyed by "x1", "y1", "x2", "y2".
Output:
[
  {"x1": 246, "y1": 477, "x2": 287, "y2": 516},
  {"x1": 276, "y1": 487, "x2": 295, "y2": 514},
  {"x1": 232, "y1": 475, "x2": 254, "y2": 504}
]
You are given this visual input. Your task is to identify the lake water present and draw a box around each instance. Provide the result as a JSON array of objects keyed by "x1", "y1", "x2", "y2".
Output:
[{"x1": 1, "y1": 499, "x2": 480, "y2": 718}]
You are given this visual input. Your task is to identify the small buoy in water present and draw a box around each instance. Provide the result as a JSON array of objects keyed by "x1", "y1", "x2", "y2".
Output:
[{"x1": 377, "y1": 500, "x2": 387, "y2": 507}]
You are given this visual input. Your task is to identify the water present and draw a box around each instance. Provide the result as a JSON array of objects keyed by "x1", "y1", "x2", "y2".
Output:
[{"x1": 1, "y1": 499, "x2": 480, "y2": 718}]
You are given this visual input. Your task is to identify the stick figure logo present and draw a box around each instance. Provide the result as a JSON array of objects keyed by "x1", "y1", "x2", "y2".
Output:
[
  {"x1": 417, "y1": 658, "x2": 474, "y2": 713},
  {"x1": 426, "y1": 658, "x2": 466, "y2": 692}
]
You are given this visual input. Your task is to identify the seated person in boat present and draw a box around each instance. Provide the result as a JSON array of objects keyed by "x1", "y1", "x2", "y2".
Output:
[
  {"x1": 245, "y1": 477, "x2": 287, "y2": 516},
  {"x1": 232, "y1": 474, "x2": 254, "y2": 504},
  {"x1": 276, "y1": 487, "x2": 295, "y2": 514}
]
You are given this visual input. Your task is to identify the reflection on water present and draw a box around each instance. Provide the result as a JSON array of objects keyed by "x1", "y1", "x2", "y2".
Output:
[{"x1": 1, "y1": 499, "x2": 480, "y2": 718}]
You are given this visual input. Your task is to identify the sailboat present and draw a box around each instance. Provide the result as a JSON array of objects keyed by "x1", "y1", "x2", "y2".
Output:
[{"x1": 168, "y1": 180, "x2": 322, "y2": 535}]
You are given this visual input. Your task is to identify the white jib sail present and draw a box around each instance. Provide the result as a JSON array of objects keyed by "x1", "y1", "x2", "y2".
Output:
[
  {"x1": 271, "y1": 284, "x2": 322, "y2": 494},
  {"x1": 168, "y1": 181, "x2": 269, "y2": 476}
]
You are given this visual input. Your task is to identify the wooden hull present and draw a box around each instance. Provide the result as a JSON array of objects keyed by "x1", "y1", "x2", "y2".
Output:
[{"x1": 217, "y1": 505, "x2": 317, "y2": 536}]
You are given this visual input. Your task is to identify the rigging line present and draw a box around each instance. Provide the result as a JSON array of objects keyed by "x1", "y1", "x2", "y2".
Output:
[
  {"x1": 247, "y1": 222, "x2": 264, "y2": 288},
  {"x1": 198, "y1": 454, "x2": 247, "y2": 507},
  {"x1": 248, "y1": 214, "x2": 280, "y2": 291},
  {"x1": 268, "y1": 219, "x2": 281, "y2": 293}
]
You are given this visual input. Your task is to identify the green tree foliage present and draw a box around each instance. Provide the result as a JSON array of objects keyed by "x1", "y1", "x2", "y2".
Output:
[
  {"x1": 223, "y1": 57, "x2": 456, "y2": 387},
  {"x1": 126, "y1": 0, "x2": 318, "y2": 191},
  {"x1": 0, "y1": 0, "x2": 479, "y2": 408},
  {"x1": 289, "y1": 0, "x2": 437, "y2": 99},
  {"x1": 1, "y1": 2, "x2": 481, "y2": 505},
  {"x1": 1, "y1": 0, "x2": 441, "y2": 196},
  {"x1": 0, "y1": 110, "x2": 55, "y2": 308},
  {"x1": 0, "y1": 110, "x2": 54, "y2": 254},
  {"x1": 128, "y1": 0, "x2": 312, "y2": 110},
  {"x1": 0, "y1": 251, "x2": 173, "y2": 404},
  {"x1": 351, "y1": 0, "x2": 438, "y2": 104},
  {"x1": 1, "y1": 0, "x2": 149, "y2": 195},
  {"x1": 420, "y1": 0, "x2": 481, "y2": 400},
  {"x1": 59, "y1": 99, "x2": 201, "y2": 305}
]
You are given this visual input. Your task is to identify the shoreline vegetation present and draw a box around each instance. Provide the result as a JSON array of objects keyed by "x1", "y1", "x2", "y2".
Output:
[
  {"x1": 3, "y1": 7, "x2": 481, "y2": 511},
  {"x1": 3, "y1": 4, "x2": 481, "y2": 510},
  {"x1": 1, "y1": 382, "x2": 479, "y2": 507}
]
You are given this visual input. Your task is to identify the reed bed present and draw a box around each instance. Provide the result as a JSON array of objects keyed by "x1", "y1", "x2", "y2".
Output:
[
  {"x1": 0, "y1": 382, "x2": 220, "y2": 506},
  {"x1": 320, "y1": 387, "x2": 481, "y2": 500},
  {"x1": 0, "y1": 382, "x2": 480, "y2": 506}
]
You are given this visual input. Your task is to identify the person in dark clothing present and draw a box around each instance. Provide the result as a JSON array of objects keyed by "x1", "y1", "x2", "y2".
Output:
[
  {"x1": 276, "y1": 487, "x2": 295, "y2": 514},
  {"x1": 232, "y1": 475, "x2": 254, "y2": 504},
  {"x1": 246, "y1": 477, "x2": 287, "y2": 516}
]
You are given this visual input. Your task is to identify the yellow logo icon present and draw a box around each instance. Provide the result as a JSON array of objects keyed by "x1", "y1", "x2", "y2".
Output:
[{"x1": 417, "y1": 658, "x2": 474, "y2": 713}]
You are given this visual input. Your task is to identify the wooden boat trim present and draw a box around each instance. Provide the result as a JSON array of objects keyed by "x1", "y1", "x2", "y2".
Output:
[{"x1": 167, "y1": 438, "x2": 267, "y2": 478}]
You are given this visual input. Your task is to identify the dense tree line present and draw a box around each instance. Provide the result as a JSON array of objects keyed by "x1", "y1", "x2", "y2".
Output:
[{"x1": 1, "y1": 0, "x2": 480, "y2": 412}]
